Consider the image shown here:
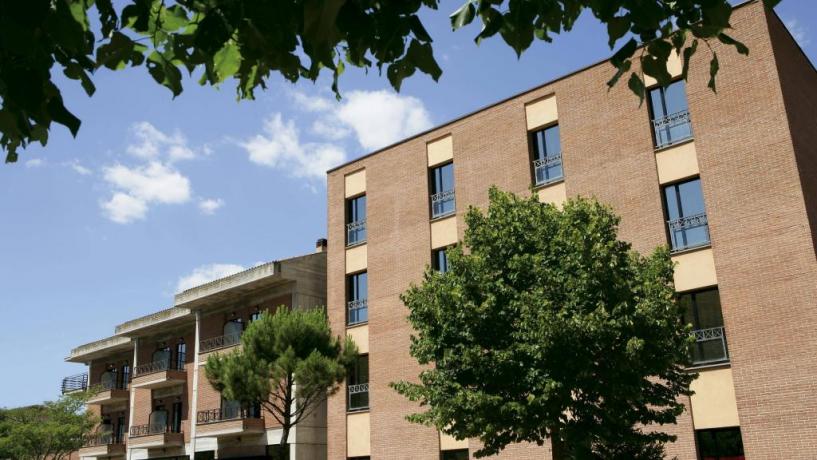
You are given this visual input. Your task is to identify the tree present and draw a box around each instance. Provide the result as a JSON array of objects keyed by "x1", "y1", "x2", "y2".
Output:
[
  {"x1": 205, "y1": 307, "x2": 357, "y2": 460},
  {"x1": 392, "y1": 188, "x2": 696, "y2": 459},
  {"x1": 1, "y1": 0, "x2": 782, "y2": 163},
  {"x1": 0, "y1": 392, "x2": 97, "y2": 460}
]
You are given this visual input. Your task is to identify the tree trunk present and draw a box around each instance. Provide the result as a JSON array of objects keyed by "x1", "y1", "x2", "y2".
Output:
[{"x1": 278, "y1": 426, "x2": 290, "y2": 460}]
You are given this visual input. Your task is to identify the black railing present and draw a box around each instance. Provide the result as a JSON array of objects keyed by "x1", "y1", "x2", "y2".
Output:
[
  {"x1": 346, "y1": 219, "x2": 367, "y2": 246},
  {"x1": 91, "y1": 376, "x2": 130, "y2": 392},
  {"x1": 348, "y1": 383, "x2": 369, "y2": 411},
  {"x1": 533, "y1": 154, "x2": 563, "y2": 186},
  {"x1": 200, "y1": 333, "x2": 242, "y2": 353},
  {"x1": 196, "y1": 407, "x2": 262, "y2": 424},
  {"x1": 83, "y1": 431, "x2": 124, "y2": 447},
  {"x1": 691, "y1": 326, "x2": 729, "y2": 366},
  {"x1": 668, "y1": 212, "x2": 710, "y2": 252},
  {"x1": 431, "y1": 190, "x2": 456, "y2": 219},
  {"x1": 129, "y1": 423, "x2": 180, "y2": 438},
  {"x1": 133, "y1": 357, "x2": 185, "y2": 377},
  {"x1": 347, "y1": 299, "x2": 368, "y2": 326},
  {"x1": 652, "y1": 109, "x2": 693, "y2": 149},
  {"x1": 61, "y1": 373, "x2": 88, "y2": 394}
]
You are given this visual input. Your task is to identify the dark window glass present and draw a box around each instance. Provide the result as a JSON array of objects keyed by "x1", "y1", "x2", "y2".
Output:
[
  {"x1": 347, "y1": 272, "x2": 368, "y2": 325},
  {"x1": 696, "y1": 427, "x2": 745, "y2": 460},
  {"x1": 171, "y1": 401, "x2": 183, "y2": 433},
  {"x1": 153, "y1": 347, "x2": 171, "y2": 370},
  {"x1": 346, "y1": 195, "x2": 367, "y2": 245},
  {"x1": 176, "y1": 341, "x2": 186, "y2": 370},
  {"x1": 663, "y1": 178, "x2": 710, "y2": 251},
  {"x1": 223, "y1": 318, "x2": 243, "y2": 341},
  {"x1": 530, "y1": 124, "x2": 563, "y2": 186},
  {"x1": 441, "y1": 449, "x2": 469, "y2": 460},
  {"x1": 100, "y1": 368, "x2": 117, "y2": 390},
  {"x1": 433, "y1": 247, "x2": 450, "y2": 273},
  {"x1": 120, "y1": 363, "x2": 130, "y2": 389},
  {"x1": 649, "y1": 80, "x2": 692, "y2": 148},
  {"x1": 347, "y1": 355, "x2": 369, "y2": 411},
  {"x1": 680, "y1": 289, "x2": 728, "y2": 365},
  {"x1": 430, "y1": 163, "x2": 456, "y2": 218},
  {"x1": 149, "y1": 405, "x2": 167, "y2": 429},
  {"x1": 115, "y1": 415, "x2": 126, "y2": 443},
  {"x1": 221, "y1": 397, "x2": 242, "y2": 420},
  {"x1": 250, "y1": 310, "x2": 261, "y2": 322}
]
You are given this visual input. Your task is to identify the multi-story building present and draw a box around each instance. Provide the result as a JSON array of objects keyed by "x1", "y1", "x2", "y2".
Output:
[
  {"x1": 61, "y1": 249, "x2": 328, "y2": 460},
  {"x1": 325, "y1": 2, "x2": 817, "y2": 459}
]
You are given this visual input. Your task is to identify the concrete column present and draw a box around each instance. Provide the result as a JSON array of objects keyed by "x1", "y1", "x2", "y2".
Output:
[
  {"x1": 126, "y1": 337, "x2": 139, "y2": 460},
  {"x1": 189, "y1": 310, "x2": 202, "y2": 458}
]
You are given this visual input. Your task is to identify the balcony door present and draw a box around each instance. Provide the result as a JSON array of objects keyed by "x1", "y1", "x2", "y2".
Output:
[{"x1": 153, "y1": 347, "x2": 171, "y2": 370}]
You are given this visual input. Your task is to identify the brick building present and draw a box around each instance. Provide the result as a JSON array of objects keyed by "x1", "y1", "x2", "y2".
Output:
[
  {"x1": 62, "y1": 250, "x2": 328, "y2": 460},
  {"x1": 325, "y1": 2, "x2": 817, "y2": 459}
]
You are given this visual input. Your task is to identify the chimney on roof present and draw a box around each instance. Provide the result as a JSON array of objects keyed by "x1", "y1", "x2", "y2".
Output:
[{"x1": 315, "y1": 238, "x2": 328, "y2": 253}]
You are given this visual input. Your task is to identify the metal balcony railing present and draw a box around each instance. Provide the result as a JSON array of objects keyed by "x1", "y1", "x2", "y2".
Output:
[
  {"x1": 348, "y1": 383, "x2": 369, "y2": 411},
  {"x1": 691, "y1": 326, "x2": 729, "y2": 366},
  {"x1": 668, "y1": 212, "x2": 710, "y2": 252},
  {"x1": 652, "y1": 109, "x2": 693, "y2": 149},
  {"x1": 200, "y1": 333, "x2": 242, "y2": 353},
  {"x1": 83, "y1": 431, "x2": 124, "y2": 447},
  {"x1": 133, "y1": 357, "x2": 184, "y2": 377},
  {"x1": 129, "y1": 423, "x2": 180, "y2": 438},
  {"x1": 346, "y1": 219, "x2": 367, "y2": 246},
  {"x1": 431, "y1": 190, "x2": 456, "y2": 219},
  {"x1": 61, "y1": 373, "x2": 88, "y2": 394},
  {"x1": 347, "y1": 299, "x2": 368, "y2": 326},
  {"x1": 197, "y1": 407, "x2": 262, "y2": 424},
  {"x1": 533, "y1": 154, "x2": 563, "y2": 186}
]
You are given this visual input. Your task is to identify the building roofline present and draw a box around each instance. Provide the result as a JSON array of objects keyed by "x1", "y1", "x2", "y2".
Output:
[{"x1": 326, "y1": 0, "x2": 762, "y2": 175}]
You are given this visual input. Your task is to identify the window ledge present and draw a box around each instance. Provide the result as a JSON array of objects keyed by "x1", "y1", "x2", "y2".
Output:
[
  {"x1": 430, "y1": 212, "x2": 456, "y2": 222},
  {"x1": 654, "y1": 136, "x2": 695, "y2": 153},
  {"x1": 346, "y1": 408, "x2": 370, "y2": 414},
  {"x1": 670, "y1": 243, "x2": 712, "y2": 257},
  {"x1": 532, "y1": 177, "x2": 565, "y2": 191},
  {"x1": 345, "y1": 241, "x2": 367, "y2": 249},
  {"x1": 346, "y1": 322, "x2": 368, "y2": 329},
  {"x1": 686, "y1": 361, "x2": 730, "y2": 372}
]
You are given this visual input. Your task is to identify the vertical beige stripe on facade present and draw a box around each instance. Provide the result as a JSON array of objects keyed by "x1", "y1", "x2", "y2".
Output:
[
  {"x1": 430, "y1": 215, "x2": 458, "y2": 249},
  {"x1": 427, "y1": 134, "x2": 454, "y2": 167},
  {"x1": 644, "y1": 51, "x2": 684, "y2": 87},
  {"x1": 524, "y1": 95, "x2": 558, "y2": 130},
  {"x1": 690, "y1": 367, "x2": 741, "y2": 429},
  {"x1": 347, "y1": 412, "x2": 371, "y2": 457},
  {"x1": 345, "y1": 244, "x2": 368, "y2": 274},
  {"x1": 439, "y1": 431, "x2": 468, "y2": 451},
  {"x1": 345, "y1": 169, "x2": 366, "y2": 198},
  {"x1": 655, "y1": 142, "x2": 700, "y2": 184},
  {"x1": 537, "y1": 182, "x2": 567, "y2": 207},
  {"x1": 672, "y1": 249, "x2": 718, "y2": 292},
  {"x1": 347, "y1": 325, "x2": 369, "y2": 354}
]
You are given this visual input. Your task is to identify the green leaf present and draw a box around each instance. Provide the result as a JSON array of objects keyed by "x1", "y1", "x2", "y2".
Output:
[
  {"x1": 708, "y1": 52, "x2": 720, "y2": 92},
  {"x1": 717, "y1": 33, "x2": 749, "y2": 55},
  {"x1": 406, "y1": 39, "x2": 442, "y2": 82},
  {"x1": 450, "y1": 2, "x2": 476, "y2": 30},
  {"x1": 681, "y1": 40, "x2": 699, "y2": 80},
  {"x1": 46, "y1": 96, "x2": 81, "y2": 137},
  {"x1": 606, "y1": 60, "x2": 631, "y2": 89},
  {"x1": 213, "y1": 41, "x2": 242, "y2": 82},
  {"x1": 606, "y1": 15, "x2": 630, "y2": 49},
  {"x1": 628, "y1": 72, "x2": 645, "y2": 105},
  {"x1": 762, "y1": 0, "x2": 782, "y2": 7},
  {"x1": 147, "y1": 51, "x2": 183, "y2": 97},
  {"x1": 610, "y1": 38, "x2": 638, "y2": 68},
  {"x1": 160, "y1": 4, "x2": 189, "y2": 32}
]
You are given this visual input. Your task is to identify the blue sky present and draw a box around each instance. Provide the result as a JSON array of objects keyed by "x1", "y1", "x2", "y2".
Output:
[{"x1": 0, "y1": 1, "x2": 813, "y2": 408}]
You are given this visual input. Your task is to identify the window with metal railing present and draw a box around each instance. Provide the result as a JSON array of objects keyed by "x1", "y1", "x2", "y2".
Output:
[
  {"x1": 61, "y1": 373, "x2": 88, "y2": 394},
  {"x1": 649, "y1": 80, "x2": 693, "y2": 149},
  {"x1": 530, "y1": 124, "x2": 563, "y2": 186},
  {"x1": 347, "y1": 355, "x2": 369, "y2": 412},
  {"x1": 663, "y1": 178, "x2": 710, "y2": 252},
  {"x1": 432, "y1": 247, "x2": 451, "y2": 273},
  {"x1": 681, "y1": 289, "x2": 729, "y2": 366},
  {"x1": 346, "y1": 195, "x2": 367, "y2": 246},
  {"x1": 347, "y1": 272, "x2": 368, "y2": 326},
  {"x1": 430, "y1": 162, "x2": 455, "y2": 219}
]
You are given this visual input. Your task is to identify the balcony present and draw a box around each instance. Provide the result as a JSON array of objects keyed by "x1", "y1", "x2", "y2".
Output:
[
  {"x1": 346, "y1": 219, "x2": 367, "y2": 246},
  {"x1": 691, "y1": 326, "x2": 729, "y2": 367},
  {"x1": 200, "y1": 333, "x2": 242, "y2": 355},
  {"x1": 653, "y1": 109, "x2": 693, "y2": 149},
  {"x1": 533, "y1": 154, "x2": 563, "y2": 187},
  {"x1": 61, "y1": 373, "x2": 88, "y2": 394},
  {"x1": 668, "y1": 212, "x2": 710, "y2": 253},
  {"x1": 87, "y1": 380, "x2": 130, "y2": 406},
  {"x1": 431, "y1": 190, "x2": 456, "y2": 219},
  {"x1": 347, "y1": 299, "x2": 368, "y2": 326},
  {"x1": 130, "y1": 360, "x2": 186, "y2": 389},
  {"x1": 79, "y1": 432, "x2": 125, "y2": 458},
  {"x1": 195, "y1": 408, "x2": 265, "y2": 439},
  {"x1": 348, "y1": 383, "x2": 369, "y2": 412},
  {"x1": 128, "y1": 424, "x2": 183, "y2": 448}
]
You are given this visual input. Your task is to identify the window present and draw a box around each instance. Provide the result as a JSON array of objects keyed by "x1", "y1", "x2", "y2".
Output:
[
  {"x1": 250, "y1": 309, "x2": 261, "y2": 322},
  {"x1": 347, "y1": 355, "x2": 369, "y2": 411},
  {"x1": 432, "y1": 247, "x2": 450, "y2": 273},
  {"x1": 649, "y1": 80, "x2": 693, "y2": 148},
  {"x1": 696, "y1": 427, "x2": 744, "y2": 460},
  {"x1": 176, "y1": 340, "x2": 186, "y2": 370},
  {"x1": 221, "y1": 397, "x2": 242, "y2": 420},
  {"x1": 430, "y1": 162, "x2": 455, "y2": 218},
  {"x1": 441, "y1": 450, "x2": 469, "y2": 460},
  {"x1": 120, "y1": 363, "x2": 130, "y2": 389},
  {"x1": 115, "y1": 415, "x2": 126, "y2": 443},
  {"x1": 663, "y1": 178, "x2": 710, "y2": 252},
  {"x1": 171, "y1": 401, "x2": 183, "y2": 433},
  {"x1": 149, "y1": 405, "x2": 168, "y2": 430},
  {"x1": 530, "y1": 124, "x2": 563, "y2": 186},
  {"x1": 100, "y1": 368, "x2": 118, "y2": 390},
  {"x1": 347, "y1": 272, "x2": 368, "y2": 326},
  {"x1": 152, "y1": 347, "x2": 171, "y2": 370},
  {"x1": 223, "y1": 318, "x2": 244, "y2": 347},
  {"x1": 346, "y1": 195, "x2": 367, "y2": 246},
  {"x1": 680, "y1": 289, "x2": 728, "y2": 366}
]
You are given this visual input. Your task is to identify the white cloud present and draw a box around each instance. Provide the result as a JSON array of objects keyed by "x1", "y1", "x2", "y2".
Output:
[
  {"x1": 786, "y1": 19, "x2": 810, "y2": 47},
  {"x1": 241, "y1": 113, "x2": 346, "y2": 179},
  {"x1": 68, "y1": 160, "x2": 92, "y2": 176},
  {"x1": 336, "y1": 90, "x2": 432, "y2": 150},
  {"x1": 198, "y1": 198, "x2": 224, "y2": 215},
  {"x1": 126, "y1": 121, "x2": 197, "y2": 162},
  {"x1": 176, "y1": 263, "x2": 246, "y2": 292},
  {"x1": 101, "y1": 192, "x2": 148, "y2": 224},
  {"x1": 25, "y1": 158, "x2": 44, "y2": 168},
  {"x1": 310, "y1": 118, "x2": 350, "y2": 140},
  {"x1": 291, "y1": 91, "x2": 334, "y2": 112}
]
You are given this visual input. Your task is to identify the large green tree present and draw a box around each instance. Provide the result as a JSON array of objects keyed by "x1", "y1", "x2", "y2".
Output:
[
  {"x1": 0, "y1": 392, "x2": 97, "y2": 460},
  {"x1": 205, "y1": 307, "x2": 357, "y2": 460},
  {"x1": 1, "y1": 0, "x2": 781, "y2": 163},
  {"x1": 392, "y1": 188, "x2": 696, "y2": 459}
]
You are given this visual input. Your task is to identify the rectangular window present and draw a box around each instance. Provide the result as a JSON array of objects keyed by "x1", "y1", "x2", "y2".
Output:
[
  {"x1": 696, "y1": 427, "x2": 745, "y2": 460},
  {"x1": 680, "y1": 289, "x2": 729, "y2": 366},
  {"x1": 432, "y1": 247, "x2": 450, "y2": 273},
  {"x1": 347, "y1": 272, "x2": 368, "y2": 326},
  {"x1": 663, "y1": 178, "x2": 710, "y2": 252},
  {"x1": 346, "y1": 195, "x2": 367, "y2": 246},
  {"x1": 347, "y1": 355, "x2": 369, "y2": 411},
  {"x1": 530, "y1": 124, "x2": 563, "y2": 186},
  {"x1": 441, "y1": 450, "x2": 469, "y2": 460},
  {"x1": 649, "y1": 80, "x2": 693, "y2": 148},
  {"x1": 430, "y1": 162, "x2": 456, "y2": 218},
  {"x1": 171, "y1": 401, "x2": 183, "y2": 433}
]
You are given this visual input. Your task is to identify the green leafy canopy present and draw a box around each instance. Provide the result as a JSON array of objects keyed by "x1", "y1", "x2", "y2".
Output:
[
  {"x1": 391, "y1": 188, "x2": 696, "y2": 459},
  {"x1": 1, "y1": 0, "x2": 781, "y2": 163}
]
